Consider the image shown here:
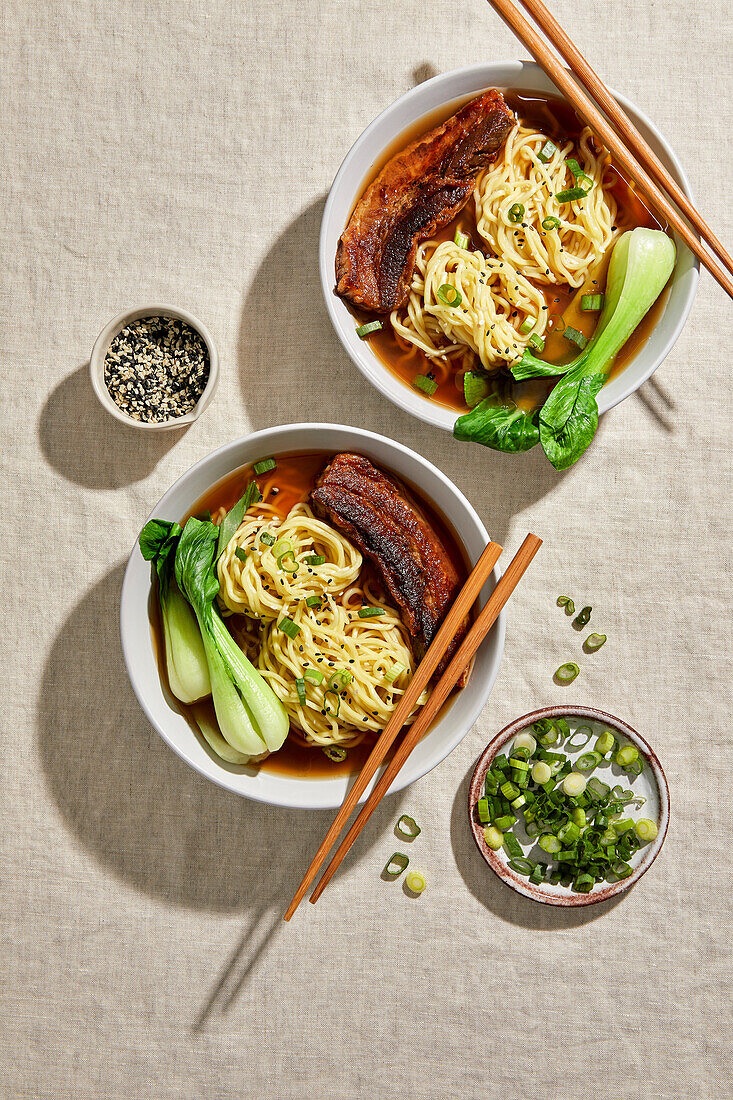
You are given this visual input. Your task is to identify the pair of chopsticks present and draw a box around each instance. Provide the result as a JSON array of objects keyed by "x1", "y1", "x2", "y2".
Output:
[
  {"x1": 284, "y1": 532, "x2": 542, "y2": 920},
  {"x1": 488, "y1": 0, "x2": 733, "y2": 300}
]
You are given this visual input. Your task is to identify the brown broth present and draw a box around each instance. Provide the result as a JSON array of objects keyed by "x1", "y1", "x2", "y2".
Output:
[
  {"x1": 349, "y1": 90, "x2": 670, "y2": 413},
  {"x1": 152, "y1": 450, "x2": 469, "y2": 781}
]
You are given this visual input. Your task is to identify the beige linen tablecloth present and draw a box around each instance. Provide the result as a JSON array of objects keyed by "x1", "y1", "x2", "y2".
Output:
[{"x1": 2, "y1": 1, "x2": 732, "y2": 1096}]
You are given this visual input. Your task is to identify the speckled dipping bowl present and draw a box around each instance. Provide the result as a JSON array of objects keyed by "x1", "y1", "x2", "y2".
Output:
[{"x1": 468, "y1": 705, "x2": 669, "y2": 907}]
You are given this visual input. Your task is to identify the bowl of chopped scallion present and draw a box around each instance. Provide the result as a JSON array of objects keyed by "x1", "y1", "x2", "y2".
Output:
[{"x1": 468, "y1": 706, "x2": 669, "y2": 906}]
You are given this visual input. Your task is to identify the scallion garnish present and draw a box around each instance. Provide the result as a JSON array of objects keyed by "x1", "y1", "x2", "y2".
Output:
[
  {"x1": 585, "y1": 632, "x2": 606, "y2": 651},
  {"x1": 404, "y1": 869, "x2": 426, "y2": 894},
  {"x1": 304, "y1": 667, "x2": 325, "y2": 685},
  {"x1": 566, "y1": 727, "x2": 592, "y2": 750},
  {"x1": 305, "y1": 596, "x2": 322, "y2": 608},
  {"x1": 356, "y1": 320, "x2": 383, "y2": 338},
  {"x1": 323, "y1": 745, "x2": 347, "y2": 762},
  {"x1": 295, "y1": 677, "x2": 307, "y2": 704},
  {"x1": 395, "y1": 814, "x2": 421, "y2": 840},
  {"x1": 383, "y1": 852, "x2": 409, "y2": 878},
  {"x1": 436, "y1": 283, "x2": 462, "y2": 307},
  {"x1": 581, "y1": 293, "x2": 604, "y2": 312},
  {"x1": 537, "y1": 139, "x2": 557, "y2": 163},
  {"x1": 484, "y1": 826, "x2": 504, "y2": 850},
  {"x1": 564, "y1": 326, "x2": 589, "y2": 350},
  {"x1": 453, "y1": 229, "x2": 469, "y2": 249},
  {"x1": 384, "y1": 662, "x2": 404, "y2": 684},
  {"x1": 615, "y1": 745, "x2": 639, "y2": 769},
  {"x1": 555, "y1": 185, "x2": 591, "y2": 203},
  {"x1": 412, "y1": 374, "x2": 438, "y2": 396},
  {"x1": 305, "y1": 554, "x2": 326, "y2": 566},
  {"x1": 635, "y1": 819, "x2": 658, "y2": 843},
  {"x1": 542, "y1": 215, "x2": 561, "y2": 230},
  {"x1": 259, "y1": 531, "x2": 276, "y2": 546},
  {"x1": 573, "y1": 604, "x2": 592, "y2": 626},
  {"x1": 276, "y1": 550, "x2": 299, "y2": 574},
  {"x1": 565, "y1": 157, "x2": 589, "y2": 182},
  {"x1": 508, "y1": 857, "x2": 535, "y2": 875},
  {"x1": 278, "y1": 617, "x2": 301, "y2": 639},
  {"x1": 557, "y1": 596, "x2": 575, "y2": 615},
  {"x1": 253, "y1": 457, "x2": 276, "y2": 475},
  {"x1": 358, "y1": 606, "x2": 385, "y2": 618},
  {"x1": 555, "y1": 662, "x2": 579, "y2": 684},
  {"x1": 519, "y1": 316, "x2": 535, "y2": 335},
  {"x1": 528, "y1": 333, "x2": 545, "y2": 352},
  {"x1": 234, "y1": 547, "x2": 248, "y2": 563},
  {"x1": 508, "y1": 202, "x2": 525, "y2": 223},
  {"x1": 324, "y1": 690, "x2": 341, "y2": 718},
  {"x1": 595, "y1": 731, "x2": 616, "y2": 756},
  {"x1": 576, "y1": 751, "x2": 602, "y2": 771},
  {"x1": 327, "y1": 669, "x2": 352, "y2": 691}
]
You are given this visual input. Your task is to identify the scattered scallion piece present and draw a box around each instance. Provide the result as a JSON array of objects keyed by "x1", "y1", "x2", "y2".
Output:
[
  {"x1": 508, "y1": 857, "x2": 535, "y2": 875},
  {"x1": 412, "y1": 374, "x2": 438, "y2": 396},
  {"x1": 508, "y1": 202, "x2": 525, "y2": 223},
  {"x1": 323, "y1": 745, "x2": 347, "y2": 762},
  {"x1": 562, "y1": 771, "x2": 587, "y2": 796},
  {"x1": 531, "y1": 760, "x2": 552, "y2": 784},
  {"x1": 595, "y1": 731, "x2": 616, "y2": 756},
  {"x1": 528, "y1": 333, "x2": 545, "y2": 352},
  {"x1": 259, "y1": 531, "x2": 276, "y2": 546},
  {"x1": 384, "y1": 662, "x2": 404, "y2": 684},
  {"x1": 542, "y1": 215, "x2": 561, "y2": 230},
  {"x1": 519, "y1": 317, "x2": 535, "y2": 335},
  {"x1": 295, "y1": 677, "x2": 307, "y2": 705},
  {"x1": 557, "y1": 596, "x2": 575, "y2": 615},
  {"x1": 436, "y1": 283, "x2": 462, "y2": 307},
  {"x1": 327, "y1": 669, "x2": 353, "y2": 691},
  {"x1": 383, "y1": 852, "x2": 409, "y2": 878},
  {"x1": 555, "y1": 662, "x2": 579, "y2": 684},
  {"x1": 566, "y1": 727, "x2": 592, "y2": 750},
  {"x1": 635, "y1": 818, "x2": 658, "y2": 843},
  {"x1": 556, "y1": 185, "x2": 591, "y2": 203},
  {"x1": 234, "y1": 547, "x2": 248, "y2": 563},
  {"x1": 405, "y1": 869, "x2": 426, "y2": 894},
  {"x1": 453, "y1": 229, "x2": 469, "y2": 249},
  {"x1": 253, "y1": 457, "x2": 276, "y2": 475},
  {"x1": 615, "y1": 745, "x2": 639, "y2": 769},
  {"x1": 539, "y1": 834, "x2": 562, "y2": 854},
  {"x1": 303, "y1": 668, "x2": 324, "y2": 684},
  {"x1": 276, "y1": 550, "x2": 299, "y2": 574},
  {"x1": 576, "y1": 750, "x2": 602, "y2": 771},
  {"x1": 585, "y1": 633, "x2": 607, "y2": 652},
  {"x1": 358, "y1": 606, "x2": 385, "y2": 618},
  {"x1": 503, "y1": 833, "x2": 524, "y2": 859},
  {"x1": 484, "y1": 826, "x2": 504, "y2": 850},
  {"x1": 305, "y1": 554, "x2": 326, "y2": 566},
  {"x1": 537, "y1": 139, "x2": 557, "y2": 163},
  {"x1": 278, "y1": 617, "x2": 301, "y2": 639},
  {"x1": 581, "y1": 293, "x2": 604, "y2": 312},
  {"x1": 324, "y1": 690, "x2": 341, "y2": 718},
  {"x1": 513, "y1": 732, "x2": 537, "y2": 754},
  {"x1": 565, "y1": 157, "x2": 590, "y2": 182},
  {"x1": 395, "y1": 814, "x2": 421, "y2": 840},
  {"x1": 573, "y1": 605, "x2": 592, "y2": 627},
  {"x1": 356, "y1": 320, "x2": 383, "y2": 338},
  {"x1": 305, "y1": 596, "x2": 322, "y2": 608},
  {"x1": 564, "y1": 326, "x2": 589, "y2": 350}
]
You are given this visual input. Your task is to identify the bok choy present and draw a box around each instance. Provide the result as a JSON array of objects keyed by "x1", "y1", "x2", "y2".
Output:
[
  {"x1": 139, "y1": 519, "x2": 211, "y2": 704},
  {"x1": 175, "y1": 517, "x2": 289, "y2": 758}
]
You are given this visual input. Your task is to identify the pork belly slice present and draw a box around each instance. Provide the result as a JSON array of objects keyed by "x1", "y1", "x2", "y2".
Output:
[
  {"x1": 311, "y1": 453, "x2": 467, "y2": 677},
  {"x1": 335, "y1": 90, "x2": 515, "y2": 314}
]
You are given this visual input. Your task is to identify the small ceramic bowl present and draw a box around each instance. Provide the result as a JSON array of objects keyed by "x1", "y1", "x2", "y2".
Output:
[
  {"x1": 468, "y1": 705, "x2": 669, "y2": 906},
  {"x1": 89, "y1": 303, "x2": 219, "y2": 431}
]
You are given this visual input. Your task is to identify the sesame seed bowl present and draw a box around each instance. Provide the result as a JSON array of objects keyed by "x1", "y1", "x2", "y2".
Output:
[{"x1": 90, "y1": 304, "x2": 219, "y2": 431}]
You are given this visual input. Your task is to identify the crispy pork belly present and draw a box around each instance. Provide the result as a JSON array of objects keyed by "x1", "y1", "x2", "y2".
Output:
[
  {"x1": 335, "y1": 90, "x2": 515, "y2": 313},
  {"x1": 311, "y1": 453, "x2": 467, "y2": 674}
]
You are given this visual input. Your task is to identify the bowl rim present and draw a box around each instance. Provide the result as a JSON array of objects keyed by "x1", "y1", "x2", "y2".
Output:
[
  {"x1": 89, "y1": 302, "x2": 220, "y2": 431},
  {"x1": 120, "y1": 422, "x2": 506, "y2": 808},
  {"x1": 319, "y1": 60, "x2": 699, "y2": 432},
  {"x1": 468, "y1": 704, "x2": 670, "y2": 906}
]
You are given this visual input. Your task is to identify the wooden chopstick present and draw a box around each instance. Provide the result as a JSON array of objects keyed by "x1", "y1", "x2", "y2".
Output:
[
  {"x1": 517, "y1": 0, "x2": 733, "y2": 279},
  {"x1": 283, "y1": 538, "x2": 503, "y2": 921},
  {"x1": 487, "y1": 0, "x2": 733, "y2": 300},
  {"x1": 309, "y1": 533, "x2": 542, "y2": 905}
]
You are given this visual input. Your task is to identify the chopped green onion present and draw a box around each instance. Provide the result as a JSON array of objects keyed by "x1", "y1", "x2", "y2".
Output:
[
  {"x1": 565, "y1": 157, "x2": 590, "y2": 182},
  {"x1": 581, "y1": 293, "x2": 604, "y2": 312},
  {"x1": 519, "y1": 317, "x2": 535, "y2": 335},
  {"x1": 635, "y1": 818, "x2": 658, "y2": 843},
  {"x1": 304, "y1": 668, "x2": 325, "y2": 684},
  {"x1": 503, "y1": 833, "x2": 524, "y2": 859},
  {"x1": 539, "y1": 834, "x2": 562, "y2": 854},
  {"x1": 358, "y1": 606, "x2": 385, "y2": 618},
  {"x1": 436, "y1": 283, "x2": 462, "y2": 307},
  {"x1": 323, "y1": 745, "x2": 347, "y2": 762},
  {"x1": 484, "y1": 826, "x2": 504, "y2": 850},
  {"x1": 477, "y1": 798, "x2": 490, "y2": 824},
  {"x1": 453, "y1": 229, "x2": 469, "y2": 249},
  {"x1": 585, "y1": 632, "x2": 607, "y2": 652},
  {"x1": 253, "y1": 457, "x2": 276, "y2": 475},
  {"x1": 571, "y1": 807, "x2": 587, "y2": 828},
  {"x1": 324, "y1": 690, "x2": 341, "y2": 718},
  {"x1": 356, "y1": 320, "x2": 383, "y2": 338},
  {"x1": 576, "y1": 751, "x2": 602, "y2": 771},
  {"x1": 557, "y1": 821, "x2": 580, "y2": 845},
  {"x1": 396, "y1": 814, "x2": 421, "y2": 840},
  {"x1": 276, "y1": 550, "x2": 299, "y2": 574},
  {"x1": 555, "y1": 662, "x2": 579, "y2": 684},
  {"x1": 295, "y1": 677, "x2": 307, "y2": 705},
  {"x1": 508, "y1": 202, "x2": 525, "y2": 223},
  {"x1": 564, "y1": 327, "x2": 589, "y2": 350},
  {"x1": 508, "y1": 857, "x2": 535, "y2": 875},
  {"x1": 562, "y1": 771, "x2": 587, "y2": 797},
  {"x1": 305, "y1": 596, "x2": 322, "y2": 608},
  {"x1": 557, "y1": 596, "x2": 575, "y2": 615},
  {"x1": 234, "y1": 547, "x2": 248, "y2": 563},
  {"x1": 500, "y1": 780, "x2": 520, "y2": 800},
  {"x1": 463, "y1": 369, "x2": 491, "y2": 408},
  {"x1": 405, "y1": 869, "x2": 426, "y2": 894},
  {"x1": 509, "y1": 757, "x2": 529, "y2": 772},
  {"x1": 412, "y1": 373, "x2": 438, "y2": 396},
  {"x1": 493, "y1": 815, "x2": 514, "y2": 831},
  {"x1": 615, "y1": 745, "x2": 639, "y2": 769},
  {"x1": 272, "y1": 538, "x2": 293, "y2": 557},
  {"x1": 383, "y1": 852, "x2": 409, "y2": 878},
  {"x1": 384, "y1": 662, "x2": 404, "y2": 684},
  {"x1": 587, "y1": 777, "x2": 611, "y2": 801},
  {"x1": 626, "y1": 758, "x2": 644, "y2": 776},
  {"x1": 305, "y1": 554, "x2": 326, "y2": 566},
  {"x1": 613, "y1": 818, "x2": 635, "y2": 836},
  {"x1": 572, "y1": 605, "x2": 592, "y2": 626},
  {"x1": 511, "y1": 795, "x2": 526, "y2": 810},
  {"x1": 513, "y1": 732, "x2": 537, "y2": 754},
  {"x1": 259, "y1": 531, "x2": 276, "y2": 546},
  {"x1": 528, "y1": 333, "x2": 545, "y2": 352},
  {"x1": 574, "y1": 873, "x2": 595, "y2": 893},
  {"x1": 529, "y1": 863, "x2": 546, "y2": 885},
  {"x1": 537, "y1": 139, "x2": 557, "y2": 163},
  {"x1": 531, "y1": 761, "x2": 552, "y2": 784},
  {"x1": 613, "y1": 861, "x2": 633, "y2": 880},
  {"x1": 567, "y1": 727, "x2": 592, "y2": 750},
  {"x1": 542, "y1": 215, "x2": 561, "y2": 230},
  {"x1": 327, "y1": 669, "x2": 353, "y2": 691},
  {"x1": 278, "y1": 617, "x2": 300, "y2": 639},
  {"x1": 556, "y1": 185, "x2": 591, "y2": 203}
]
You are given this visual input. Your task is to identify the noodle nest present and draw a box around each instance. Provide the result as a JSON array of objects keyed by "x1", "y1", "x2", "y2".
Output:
[{"x1": 217, "y1": 501, "x2": 424, "y2": 747}]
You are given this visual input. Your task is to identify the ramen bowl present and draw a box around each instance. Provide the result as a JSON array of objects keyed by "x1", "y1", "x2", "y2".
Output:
[
  {"x1": 319, "y1": 61, "x2": 698, "y2": 433},
  {"x1": 120, "y1": 423, "x2": 505, "y2": 809}
]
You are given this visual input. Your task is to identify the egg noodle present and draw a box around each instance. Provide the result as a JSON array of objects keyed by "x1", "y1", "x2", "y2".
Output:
[
  {"x1": 216, "y1": 501, "x2": 425, "y2": 747},
  {"x1": 391, "y1": 124, "x2": 621, "y2": 369}
]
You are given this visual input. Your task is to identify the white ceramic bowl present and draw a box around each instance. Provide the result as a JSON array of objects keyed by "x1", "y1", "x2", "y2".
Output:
[
  {"x1": 319, "y1": 61, "x2": 699, "y2": 432},
  {"x1": 90, "y1": 303, "x2": 219, "y2": 431},
  {"x1": 120, "y1": 423, "x2": 505, "y2": 809}
]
